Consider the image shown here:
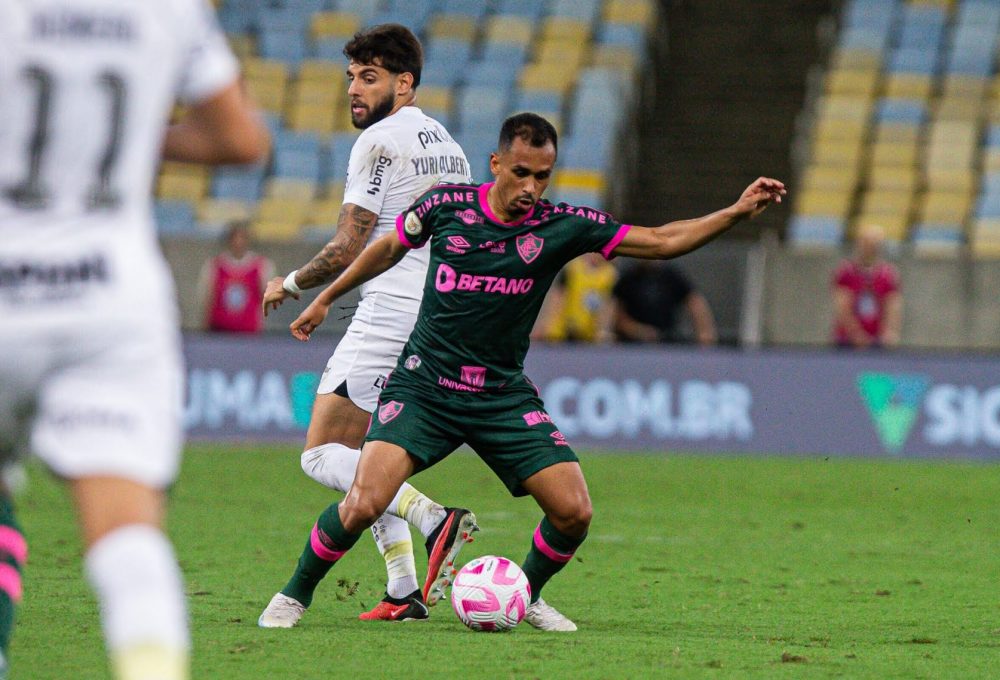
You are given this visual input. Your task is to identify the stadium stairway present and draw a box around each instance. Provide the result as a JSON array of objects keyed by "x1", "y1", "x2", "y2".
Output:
[{"x1": 627, "y1": 0, "x2": 835, "y2": 239}]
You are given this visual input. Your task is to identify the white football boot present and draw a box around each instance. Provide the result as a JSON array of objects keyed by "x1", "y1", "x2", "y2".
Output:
[
  {"x1": 524, "y1": 598, "x2": 577, "y2": 632},
  {"x1": 257, "y1": 593, "x2": 306, "y2": 628}
]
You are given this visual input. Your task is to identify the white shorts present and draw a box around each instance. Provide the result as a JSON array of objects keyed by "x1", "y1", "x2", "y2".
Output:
[
  {"x1": 318, "y1": 293, "x2": 418, "y2": 413},
  {"x1": 0, "y1": 322, "x2": 183, "y2": 490}
]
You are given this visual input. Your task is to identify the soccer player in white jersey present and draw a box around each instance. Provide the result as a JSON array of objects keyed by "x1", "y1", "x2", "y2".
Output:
[
  {"x1": 0, "y1": 1, "x2": 269, "y2": 679},
  {"x1": 258, "y1": 24, "x2": 477, "y2": 626}
]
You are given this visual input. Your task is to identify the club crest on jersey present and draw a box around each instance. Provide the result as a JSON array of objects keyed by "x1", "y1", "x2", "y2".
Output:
[
  {"x1": 516, "y1": 233, "x2": 544, "y2": 264},
  {"x1": 378, "y1": 401, "x2": 404, "y2": 424},
  {"x1": 455, "y1": 209, "x2": 484, "y2": 225},
  {"x1": 404, "y1": 211, "x2": 422, "y2": 236}
]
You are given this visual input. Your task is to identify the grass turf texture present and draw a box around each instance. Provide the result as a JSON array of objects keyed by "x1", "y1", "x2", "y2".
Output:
[{"x1": 12, "y1": 445, "x2": 1000, "y2": 679}]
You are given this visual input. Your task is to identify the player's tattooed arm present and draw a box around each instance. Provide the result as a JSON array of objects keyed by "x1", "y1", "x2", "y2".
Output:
[{"x1": 296, "y1": 203, "x2": 379, "y2": 288}]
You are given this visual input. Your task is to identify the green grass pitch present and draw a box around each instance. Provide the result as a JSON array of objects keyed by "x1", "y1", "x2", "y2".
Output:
[{"x1": 12, "y1": 445, "x2": 1000, "y2": 678}]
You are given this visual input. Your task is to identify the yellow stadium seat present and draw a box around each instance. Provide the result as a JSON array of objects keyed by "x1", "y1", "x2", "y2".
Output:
[
  {"x1": 868, "y1": 141, "x2": 920, "y2": 167},
  {"x1": 245, "y1": 79, "x2": 288, "y2": 114},
  {"x1": 417, "y1": 86, "x2": 453, "y2": 113},
  {"x1": 521, "y1": 63, "x2": 577, "y2": 95},
  {"x1": 590, "y1": 45, "x2": 638, "y2": 73},
  {"x1": 983, "y1": 149, "x2": 1000, "y2": 172},
  {"x1": 818, "y1": 95, "x2": 872, "y2": 122},
  {"x1": 257, "y1": 197, "x2": 310, "y2": 223},
  {"x1": 883, "y1": 73, "x2": 933, "y2": 99},
  {"x1": 157, "y1": 173, "x2": 207, "y2": 201},
  {"x1": 227, "y1": 34, "x2": 256, "y2": 61},
  {"x1": 243, "y1": 58, "x2": 288, "y2": 84},
  {"x1": 159, "y1": 162, "x2": 209, "y2": 179},
  {"x1": 851, "y1": 214, "x2": 908, "y2": 242},
  {"x1": 263, "y1": 178, "x2": 316, "y2": 200},
  {"x1": 924, "y1": 167, "x2": 975, "y2": 193},
  {"x1": 825, "y1": 69, "x2": 879, "y2": 97},
  {"x1": 541, "y1": 17, "x2": 590, "y2": 42},
  {"x1": 554, "y1": 169, "x2": 606, "y2": 192},
  {"x1": 308, "y1": 197, "x2": 342, "y2": 226},
  {"x1": 867, "y1": 166, "x2": 918, "y2": 192},
  {"x1": 197, "y1": 199, "x2": 254, "y2": 227},
  {"x1": 925, "y1": 142, "x2": 976, "y2": 171},
  {"x1": 941, "y1": 75, "x2": 988, "y2": 100},
  {"x1": 871, "y1": 123, "x2": 920, "y2": 145},
  {"x1": 286, "y1": 102, "x2": 336, "y2": 135},
  {"x1": 604, "y1": 0, "x2": 656, "y2": 28},
  {"x1": 811, "y1": 138, "x2": 865, "y2": 168},
  {"x1": 813, "y1": 117, "x2": 866, "y2": 142},
  {"x1": 535, "y1": 41, "x2": 588, "y2": 69},
  {"x1": 858, "y1": 188, "x2": 914, "y2": 217},
  {"x1": 485, "y1": 16, "x2": 534, "y2": 45},
  {"x1": 800, "y1": 164, "x2": 858, "y2": 192},
  {"x1": 829, "y1": 47, "x2": 881, "y2": 72},
  {"x1": 310, "y1": 12, "x2": 361, "y2": 40},
  {"x1": 972, "y1": 218, "x2": 1000, "y2": 238},
  {"x1": 426, "y1": 14, "x2": 477, "y2": 42},
  {"x1": 290, "y1": 80, "x2": 339, "y2": 106},
  {"x1": 252, "y1": 218, "x2": 303, "y2": 242},
  {"x1": 324, "y1": 181, "x2": 346, "y2": 205},
  {"x1": 918, "y1": 190, "x2": 972, "y2": 224},
  {"x1": 928, "y1": 120, "x2": 977, "y2": 146},
  {"x1": 794, "y1": 188, "x2": 853, "y2": 217},
  {"x1": 298, "y1": 60, "x2": 346, "y2": 85},
  {"x1": 939, "y1": 96, "x2": 984, "y2": 121}
]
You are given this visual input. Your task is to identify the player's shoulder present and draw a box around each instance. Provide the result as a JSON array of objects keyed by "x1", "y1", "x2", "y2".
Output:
[
  {"x1": 535, "y1": 199, "x2": 617, "y2": 227},
  {"x1": 358, "y1": 107, "x2": 452, "y2": 150}
]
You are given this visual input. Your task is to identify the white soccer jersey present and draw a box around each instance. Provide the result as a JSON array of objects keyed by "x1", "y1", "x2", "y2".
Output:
[
  {"x1": 0, "y1": 0, "x2": 238, "y2": 324},
  {"x1": 342, "y1": 106, "x2": 471, "y2": 313}
]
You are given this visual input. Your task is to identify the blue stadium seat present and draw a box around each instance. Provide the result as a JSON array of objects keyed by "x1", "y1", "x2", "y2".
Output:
[
  {"x1": 456, "y1": 86, "x2": 511, "y2": 135},
  {"x1": 272, "y1": 131, "x2": 325, "y2": 182},
  {"x1": 887, "y1": 47, "x2": 938, "y2": 74},
  {"x1": 421, "y1": 61, "x2": 464, "y2": 88},
  {"x1": 438, "y1": 0, "x2": 489, "y2": 21},
  {"x1": 464, "y1": 60, "x2": 521, "y2": 88},
  {"x1": 254, "y1": 1, "x2": 321, "y2": 32},
  {"x1": 333, "y1": 0, "x2": 377, "y2": 24},
  {"x1": 598, "y1": 24, "x2": 645, "y2": 51},
  {"x1": 154, "y1": 200, "x2": 197, "y2": 236},
  {"x1": 513, "y1": 90, "x2": 564, "y2": 114},
  {"x1": 786, "y1": 216, "x2": 845, "y2": 246},
  {"x1": 218, "y1": 0, "x2": 256, "y2": 34},
  {"x1": 943, "y1": 48, "x2": 995, "y2": 77},
  {"x1": 369, "y1": 8, "x2": 430, "y2": 33},
  {"x1": 495, "y1": 0, "x2": 547, "y2": 20},
  {"x1": 550, "y1": 0, "x2": 602, "y2": 23},
  {"x1": 874, "y1": 98, "x2": 927, "y2": 124},
  {"x1": 259, "y1": 28, "x2": 307, "y2": 66},
  {"x1": 382, "y1": 0, "x2": 435, "y2": 25},
  {"x1": 211, "y1": 165, "x2": 266, "y2": 201},
  {"x1": 912, "y1": 225, "x2": 963, "y2": 246},
  {"x1": 951, "y1": 27, "x2": 1000, "y2": 55},
  {"x1": 896, "y1": 5, "x2": 946, "y2": 49},
  {"x1": 330, "y1": 132, "x2": 359, "y2": 180},
  {"x1": 986, "y1": 125, "x2": 1000, "y2": 148},
  {"x1": 479, "y1": 41, "x2": 530, "y2": 68},
  {"x1": 839, "y1": 27, "x2": 889, "y2": 51},
  {"x1": 426, "y1": 38, "x2": 475, "y2": 67},
  {"x1": 313, "y1": 36, "x2": 351, "y2": 61},
  {"x1": 957, "y1": 0, "x2": 1000, "y2": 30},
  {"x1": 562, "y1": 134, "x2": 614, "y2": 170},
  {"x1": 843, "y1": 0, "x2": 897, "y2": 33},
  {"x1": 456, "y1": 131, "x2": 497, "y2": 183}
]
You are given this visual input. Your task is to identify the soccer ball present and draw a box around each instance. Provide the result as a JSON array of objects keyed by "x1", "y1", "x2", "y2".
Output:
[{"x1": 450, "y1": 555, "x2": 531, "y2": 632}]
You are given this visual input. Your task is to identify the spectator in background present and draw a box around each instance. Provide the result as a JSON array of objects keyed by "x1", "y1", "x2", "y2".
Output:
[
  {"x1": 611, "y1": 261, "x2": 717, "y2": 345},
  {"x1": 533, "y1": 252, "x2": 617, "y2": 343},
  {"x1": 832, "y1": 224, "x2": 902, "y2": 349},
  {"x1": 198, "y1": 220, "x2": 274, "y2": 333}
]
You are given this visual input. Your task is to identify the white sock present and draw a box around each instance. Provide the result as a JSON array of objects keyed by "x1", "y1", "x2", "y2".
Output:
[
  {"x1": 301, "y1": 443, "x2": 446, "y2": 537},
  {"x1": 84, "y1": 524, "x2": 189, "y2": 680},
  {"x1": 387, "y1": 487, "x2": 447, "y2": 539}
]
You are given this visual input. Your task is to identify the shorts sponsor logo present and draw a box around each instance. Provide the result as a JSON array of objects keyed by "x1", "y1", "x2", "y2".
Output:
[
  {"x1": 446, "y1": 235, "x2": 471, "y2": 254},
  {"x1": 378, "y1": 400, "x2": 404, "y2": 424},
  {"x1": 456, "y1": 209, "x2": 484, "y2": 225},
  {"x1": 516, "y1": 233, "x2": 544, "y2": 264},
  {"x1": 550, "y1": 431, "x2": 570, "y2": 446},
  {"x1": 460, "y1": 365, "x2": 487, "y2": 388},
  {"x1": 523, "y1": 410, "x2": 553, "y2": 426},
  {"x1": 404, "y1": 355, "x2": 422, "y2": 370},
  {"x1": 437, "y1": 376, "x2": 485, "y2": 392}
]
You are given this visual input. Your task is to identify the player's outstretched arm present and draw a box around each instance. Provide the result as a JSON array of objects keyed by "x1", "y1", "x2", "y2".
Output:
[
  {"x1": 163, "y1": 82, "x2": 270, "y2": 165},
  {"x1": 262, "y1": 203, "x2": 378, "y2": 317},
  {"x1": 611, "y1": 177, "x2": 786, "y2": 260},
  {"x1": 289, "y1": 231, "x2": 409, "y2": 341}
]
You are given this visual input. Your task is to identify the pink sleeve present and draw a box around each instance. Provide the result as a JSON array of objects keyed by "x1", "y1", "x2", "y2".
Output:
[{"x1": 600, "y1": 224, "x2": 632, "y2": 260}]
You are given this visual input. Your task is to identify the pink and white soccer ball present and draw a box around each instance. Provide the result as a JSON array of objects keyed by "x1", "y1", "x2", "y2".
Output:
[{"x1": 451, "y1": 555, "x2": 531, "y2": 631}]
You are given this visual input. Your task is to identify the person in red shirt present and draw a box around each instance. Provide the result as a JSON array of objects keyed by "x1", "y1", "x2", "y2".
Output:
[
  {"x1": 832, "y1": 224, "x2": 902, "y2": 348},
  {"x1": 199, "y1": 220, "x2": 274, "y2": 333}
]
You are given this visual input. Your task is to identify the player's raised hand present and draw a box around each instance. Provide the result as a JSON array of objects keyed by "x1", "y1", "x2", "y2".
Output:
[
  {"x1": 290, "y1": 300, "x2": 330, "y2": 342},
  {"x1": 734, "y1": 177, "x2": 786, "y2": 220},
  {"x1": 262, "y1": 276, "x2": 298, "y2": 317}
]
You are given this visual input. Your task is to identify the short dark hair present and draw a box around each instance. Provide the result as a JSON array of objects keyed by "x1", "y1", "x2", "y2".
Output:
[
  {"x1": 498, "y1": 112, "x2": 558, "y2": 155},
  {"x1": 343, "y1": 23, "x2": 422, "y2": 88}
]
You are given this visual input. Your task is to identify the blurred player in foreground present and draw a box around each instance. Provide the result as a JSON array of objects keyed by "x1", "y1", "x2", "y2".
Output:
[
  {"x1": 258, "y1": 24, "x2": 476, "y2": 626},
  {"x1": 287, "y1": 113, "x2": 785, "y2": 631},
  {"x1": 0, "y1": 1, "x2": 268, "y2": 678}
]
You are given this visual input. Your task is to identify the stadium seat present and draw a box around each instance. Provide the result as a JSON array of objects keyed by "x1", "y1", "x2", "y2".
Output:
[
  {"x1": 786, "y1": 215, "x2": 845, "y2": 247},
  {"x1": 211, "y1": 165, "x2": 265, "y2": 201},
  {"x1": 795, "y1": 188, "x2": 853, "y2": 217},
  {"x1": 157, "y1": 173, "x2": 208, "y2": 202},
  {"x1": 437, "y1": 0, "x2": 489, "y2": 21},
  {"x1": 603, "y1": 0, "x2": 656, "y2": 28},
  {"x1": 883, "y1": 73, "x2": 933, "y2": 99},
  {"x1": 550, "y1": 0, "x2": 602, "y2": 23},
  {"x1": 426, "y1": 15, "x2": 477, "y2": 43},
  {"x1": 484, "y1": 16, "x2": 534, "y2": 45},
  {"x1": 456, "y1": 86, "x2": 511, "y2": 135},
  {"x1": 263, "y1": 178, "x2": 316, "y2": 200},
  {"x1": 154, "y1": 200, "x2": 197, "y2": 236},
  {"x1": 919, "y1": 190, "x2": 973, "y2": 224},
  {"x1": 310, "y1": 11, "x2": 361, "y2": 40},
  {"x1": 496, "y1": 0, "x2": 548, "y2": 20},
  {"x1": 824, "y1": 69, "x2": 879, "y2": 97},
  {"x1": 800, "y1": 164, "x2": 858, "y2": 193},
  {"x1": 197, "y1": 199, "x2": 255, "y2": 232}
]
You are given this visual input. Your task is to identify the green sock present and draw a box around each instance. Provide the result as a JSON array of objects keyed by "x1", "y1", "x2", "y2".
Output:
[
  {"x1": 0, "y1": 496, "x2": 25, "y2": 659},
  {"x1": 521, "y1": 516, "x2": 586, "y2": 603},
  {"x1": 281, "y1": 503, "x2": 361, "y2": 607}
]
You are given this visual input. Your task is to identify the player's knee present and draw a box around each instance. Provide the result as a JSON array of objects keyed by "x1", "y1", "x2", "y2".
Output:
[
  {"x1": 339, "y1": 494, "x2": 384, "y2": 533},
  {"x1": 550, "y1": 499, "x2": 592, "y2": 537}
]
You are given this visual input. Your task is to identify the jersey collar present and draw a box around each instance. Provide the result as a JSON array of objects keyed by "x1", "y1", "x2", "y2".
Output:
[{"x1": 478, "y1": 182, "x2": 536, "y2": 227}]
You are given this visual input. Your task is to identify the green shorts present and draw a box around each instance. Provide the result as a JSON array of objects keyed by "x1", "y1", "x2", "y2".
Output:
[{"x1": 365, "y1": 375, "x2": 578, "y2": 496}]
